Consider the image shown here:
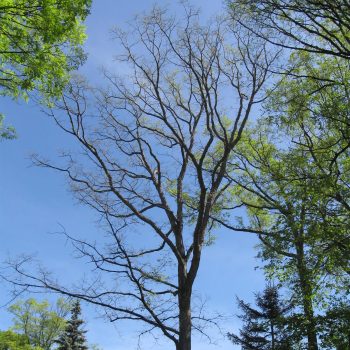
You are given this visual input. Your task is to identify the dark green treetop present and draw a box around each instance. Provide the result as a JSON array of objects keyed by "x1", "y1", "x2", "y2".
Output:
[
  {"x1": 56, "y1": 301, "x2": 88, "y2": 350},
  {"x1": 228, "y1": 285, "x2": 295, "y2": 350}
]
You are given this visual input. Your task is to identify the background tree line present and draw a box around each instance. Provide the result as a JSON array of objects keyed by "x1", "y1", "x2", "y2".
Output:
[{"x1": 0, "y1": 298, "x2": 91, "y2": 350}]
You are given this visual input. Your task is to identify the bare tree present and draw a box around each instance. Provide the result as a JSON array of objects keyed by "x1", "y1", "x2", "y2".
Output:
[
  {"x1": 3, "y1": 6, "x2": 276, "y2": 350},
  {"x1": 228, "y1": 0, "x2": 350, "y2": 60}
]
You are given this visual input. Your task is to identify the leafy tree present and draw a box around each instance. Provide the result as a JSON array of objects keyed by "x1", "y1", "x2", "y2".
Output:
[
  {"x1": 0, "y1": 0, "x2": 91, "y2": 101},
  {"x1": 221, "y1": 123, "x2": 349, "y2": 350},
  {"x1": 207, "y1": 44, "x2": 350, "y2": 350},
  {"x1": 228, "y1": 285, "x2": 295, "y2": 350},
  {"x1": 0, "y1": 0, "x2": 91, "y2": 140},
  {"x1": 56, "y1": 301, "x2": 88, "y2": 350},
  {"x1": 318, "y1": 302, "x2": 350, "y2": 350},
  {"x1": 8, "y1": 298, "x2": 71, "y2": 350},
  {"x1": 0, "y1": 330, "x2": 39, "y2": 350},
  {"x1": 264, "y1": 52, "x2": 350, "y2": 279}
]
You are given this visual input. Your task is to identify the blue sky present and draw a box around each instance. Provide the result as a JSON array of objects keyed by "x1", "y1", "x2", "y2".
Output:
[{"x1": 0, "y1": 1, "x2": 266, "y2": 349}]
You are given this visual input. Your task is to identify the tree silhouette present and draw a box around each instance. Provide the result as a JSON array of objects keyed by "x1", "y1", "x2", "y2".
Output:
[
  {"x1": 3, "y1": 5, "x2": 277, "y2": 350},
  {"x1": 228, "y1": 286, "x2": 295, "y2": 350}
]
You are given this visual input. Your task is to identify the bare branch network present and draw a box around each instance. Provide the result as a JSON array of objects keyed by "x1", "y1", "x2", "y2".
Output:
[
  {"x1": 3, "y1": 6, "x2": 277, "y2": 350},
  {"x1": 229, "y1": 0, "x2": 350, "y2": 59}
]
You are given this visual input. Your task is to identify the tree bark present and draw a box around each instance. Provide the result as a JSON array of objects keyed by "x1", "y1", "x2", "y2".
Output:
[
  {"x1": 177, "y1": 292, "x2": 192, "y2": 350},
  {"x1": 270, "y1": 322, "x2": 275, "y2": 350},
  {"x1": 177, "y1": 264, "x2": 192, "y2": 350},
  {"x1": 301, "y1": 289, "x2": 318, "y2": 350},
  {"x1": 295, "y1": 241, "x2": 318, "y2": 350},
  {"x1": 303, "y1": 286, "x2": 318, "y2": 350}
]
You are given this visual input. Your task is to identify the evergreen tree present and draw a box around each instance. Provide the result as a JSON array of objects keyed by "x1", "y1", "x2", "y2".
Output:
[
  {"x1": 228, "y1": 286, "x2": 295, "y2": 350},
  {"x1": 56, "y1": 301, "x2": 88, "y2": 350}
]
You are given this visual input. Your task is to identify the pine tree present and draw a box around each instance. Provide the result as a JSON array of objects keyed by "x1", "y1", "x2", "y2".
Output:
[
  {"x1": 56, "y1": 301, "x2": 88, "y2": 350},
  {"x1": 228, "y1": 286, "x2": 295, "y2": 350}
]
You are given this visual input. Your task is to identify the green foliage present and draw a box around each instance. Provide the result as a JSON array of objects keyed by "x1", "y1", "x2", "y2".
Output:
[
  {"x1": 228, "y1": 285, "x2": 298, "y2": 349},
  {"x1": 222, "y1": 49, "x2": 350, "y2": 349},
  {"x1": 0, "y1": 0, "x2": 91, "y2": 102},
  {"x1": 0, "y1": 331, "x2": 41, "y2": 350},
  {"x1": 266, "y1": 52, "x2": 350, "y2": 282},
  {"x1": 318, "y1": 302, "x2": 350, "y2": 350},
  {"x1": 56, "y1": 301, "x2": 88, "y2": 350},
  {"x1": 0, "y1": 114, "x2": 16, "y2": 139},
  {"x1": 228, "y1": 119, "x2": 349, "y2": 347},
  {"x1": 8, "y1": 298, "x2": 71, "y2": 350}
]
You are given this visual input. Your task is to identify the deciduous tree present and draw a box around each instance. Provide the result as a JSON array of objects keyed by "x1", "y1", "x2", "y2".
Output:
[
  {"x1": 221, "y1": 130, "x2": 324, "y2": 350},
  {"x1": 0, "y1": 0, "x2": 91, "y2": 140},
  {"x1": 215, "y1": 57, "x2": 350, "y2": 347},
  {"x1": 319, "y1": 302, "x2": 350, "y2": 350},
  {"x1": 0, "y1": 330, "x2": 40, "y2": 350},
  {"x1": 0, "y1": 0, "x2": 91, "y2": 101},
  {"x1": 9, "y1": 298, "x2": 70, "y2": 350},
  {"x1": 228, "y1": 0, "x2": 350, "y2": 60},
  {"x1": 3, "y1": 6, "x2": 277, "y2": 350}
]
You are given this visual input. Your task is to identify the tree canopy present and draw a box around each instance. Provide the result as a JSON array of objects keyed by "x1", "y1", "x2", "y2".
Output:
[
  {"x1": 2, "y1": 6, "x2": 277, "y2": 350},
  {"x1": 0, "y1": 0, "x2": 91, "y2": 102},
  {"x1": 0, "y1": 331, "x2": 40, "y2": 350},
  {"x1": 2, "y1": 2, "x2": 350, "y2": 350},
  {"x1": 9, "y1": 298, "x2": 71, "y2": 350}
]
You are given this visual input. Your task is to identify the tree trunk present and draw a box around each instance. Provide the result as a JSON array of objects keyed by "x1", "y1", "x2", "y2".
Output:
[
  {"x1": 301, "y1": 289, "x2": 318, "y2": 350},
  {"x1": 270, "y1": 322, "x2": 275, "y2": 350},
  {"x1": 295, "y1": 241, "x2": 318, "y2": 350},
  {"x1": 177, "y1": 290, "x2": 192, "y2": 350},
  {"x1": 177, "y1": 263, "x2": 192, "y2": 350}
]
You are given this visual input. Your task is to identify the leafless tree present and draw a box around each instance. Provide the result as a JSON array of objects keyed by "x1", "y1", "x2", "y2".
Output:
[
  {"x1": 3, "y1": 6, "x2": 277, "y2": 350},
  {"x1": 228, "y1": 0, "x2": 350, "y2": 60}
]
